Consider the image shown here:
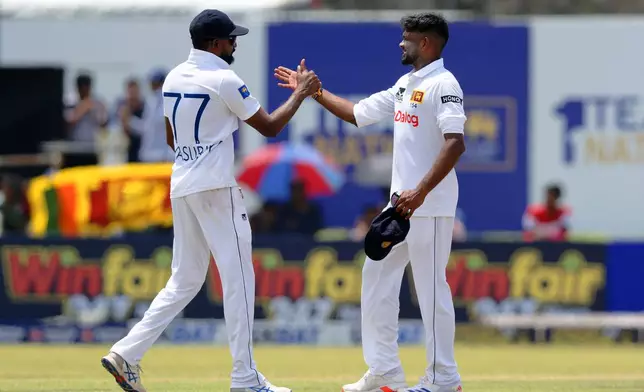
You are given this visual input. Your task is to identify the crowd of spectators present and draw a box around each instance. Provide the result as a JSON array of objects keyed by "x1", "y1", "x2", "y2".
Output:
[
  {"x1": 0, "y1": 67, "x2": 570, "y2": 241},
  {"x1": 248, "y1": 179, "x2": 472, "y2": 243},
  {"x1": 64, "y1": 70, "x2": 174, "y2": 165},
  {"x1": 0, "y1": 68, "x2": 175, "y2": 237}
]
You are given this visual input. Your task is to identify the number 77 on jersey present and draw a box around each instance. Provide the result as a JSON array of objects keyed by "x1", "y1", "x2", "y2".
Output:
[{"x1": 163, "y1": 92, "x2": 211, "y2": 144}]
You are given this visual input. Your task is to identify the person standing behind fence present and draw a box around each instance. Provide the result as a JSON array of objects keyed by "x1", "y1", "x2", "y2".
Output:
[
  {"x1": 275, "y1": 179, "x2": 323, "y2": 236},
  {"x1": 130, "y1": 69, "x2": 175, "y2": 163},
  {"x1": 116, "y1": 78, "x2": 146, "y2": 163},
  {"x1": 522, "y1": 184, "x2": 570, "y2": 242},
  {"x1": 64, "y1": 72, "x2": 108, "y2": 166},
  {"x1": 65, "y1": 72, "x2": 108, "y2": 143}
]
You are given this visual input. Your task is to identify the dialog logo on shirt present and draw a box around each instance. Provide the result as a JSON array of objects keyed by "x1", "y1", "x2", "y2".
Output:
[
  {"x1": 238, "y1": 85, "x2": 251, "y2": 99},
  {"x1": 394, "y1": 110, "x2": 419, "y2": 127}
]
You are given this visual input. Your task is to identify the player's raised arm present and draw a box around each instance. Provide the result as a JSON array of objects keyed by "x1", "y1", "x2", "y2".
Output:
[
  {"x1": 221, "y1": 59, "x2": 320, "y2": 138},
  {"x1": 274, "y1": 64, "x2": 395, "y2": 127},
  {"x1": 313, "y1": 89, "x2": 357, "y2": 125}
]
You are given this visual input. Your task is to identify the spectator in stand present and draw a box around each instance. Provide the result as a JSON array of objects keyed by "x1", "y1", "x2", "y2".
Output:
[
  {"x1": 64, "y1": 72, "x2": 108, "y2": 143},
  {"x1": 453, "y1": 207, "x2": 467, "y2": 242},
  {"x1": 276, "y1": 179, "x2": 323, "y2": 235},
  {"x1": 522, "y1": 183, "x2": 571, "y2": 242},
  {"x1": 0, "y1": 174, "x2": 28, "y2": 236},
  {"x1": 250, "y1": 202, "x2": 280, "y2": 234},
  {"x1": 133, "y1": 69, "x2": 174, "y2": 163},
  {"x1": 115, "y1": 78, "x2": 145, "y2": 163},
  {"x1": 350, "y1": 205, "x2": 380, "y2": 241},
  {"x1": 63, "y1": 72, "x2": 109, "y2": 167}
]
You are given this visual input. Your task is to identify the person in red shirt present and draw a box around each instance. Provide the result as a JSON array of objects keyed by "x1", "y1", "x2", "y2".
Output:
[{"x1": 522, "y1": 184, "x2": 571, "y2": 241}]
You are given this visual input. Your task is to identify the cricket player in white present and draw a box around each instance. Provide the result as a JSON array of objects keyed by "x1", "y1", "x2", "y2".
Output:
[
  {"x1": 275, "y1": 12, "x2": 466, "y2": 392},
  {"x1": 101, "y1": 9, "x2": 321, "y2": 392}
]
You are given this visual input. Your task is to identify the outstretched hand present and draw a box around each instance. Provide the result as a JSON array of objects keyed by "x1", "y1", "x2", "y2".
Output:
[
  {"x1": 294, "y1": 59, "x2": 321, "y2": 96},
  {"x1": 274, "y1": 64, "x2": 297, "y2": 90},
  {"x1": 275, "y1": 59, "x2": 321, "y2": 97}
]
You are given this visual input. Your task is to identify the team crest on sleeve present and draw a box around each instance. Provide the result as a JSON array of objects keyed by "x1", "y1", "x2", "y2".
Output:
[
  {"x1": 238, "y1": 85, "x2": 250, "y2": 99},
  {"x1": 394, "y1": 87, "x2": 406, "y2": 103},
  {"x1": 441, "y1": 95, "x2": 463, "y2": 104},
  {"x1": 410, "y1": 90, "x2": 425, "y2": 103}
]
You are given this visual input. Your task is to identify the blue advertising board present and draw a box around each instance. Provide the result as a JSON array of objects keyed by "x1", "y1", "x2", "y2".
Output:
[
  {"x1": 605, "y1": 243, "x2": 644, "y2": 311},
  {"x1": 267, "y1": 21, "x2": 529, "y2": 231}
]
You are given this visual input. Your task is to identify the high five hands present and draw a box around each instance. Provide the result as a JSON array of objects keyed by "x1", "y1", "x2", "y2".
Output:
[{"x1": 275, "y1": 59, "x2": 320, "y2": 96}]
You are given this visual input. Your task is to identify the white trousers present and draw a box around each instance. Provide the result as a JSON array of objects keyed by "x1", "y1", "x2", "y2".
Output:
[
  {"x1": 110, "y1": 187, "x2": 265, "y2": 388},
  {"x1": 362, "y1": 216, "x2": 460, "y2": 386}
]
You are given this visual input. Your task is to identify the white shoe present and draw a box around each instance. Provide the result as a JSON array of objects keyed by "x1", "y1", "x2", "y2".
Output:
[
  {"x1": 101, "y1": 352, "x2": 146, "y2": 392},
  {"x1": 398, "y1": 376, "x2": 462, "y2": 392},
  {"x1": 230, "y1": 381, "x2": 292, "y2": 392},
  {"x1": 341, "y1": 370, "x2": 407, "y2": 392}
]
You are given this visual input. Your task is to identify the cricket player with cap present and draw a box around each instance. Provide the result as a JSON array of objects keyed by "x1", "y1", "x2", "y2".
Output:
[
  {"x1": 275, "y1": 12, "x2": 466, "y2": 392},
  {"x1": 101, "y1": 9, "x2": 321, "y2": 392}
]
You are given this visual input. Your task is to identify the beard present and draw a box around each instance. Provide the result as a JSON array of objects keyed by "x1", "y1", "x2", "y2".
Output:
[
  {"x1": 221, "y1": 53, "x2": 235, "y2": 65},
  {"x1": 219, "y1": 48, "x2": 236, "y2": 65},
  {"x1": 401, "y1": 51, "x2": 416, "y2": 65}
]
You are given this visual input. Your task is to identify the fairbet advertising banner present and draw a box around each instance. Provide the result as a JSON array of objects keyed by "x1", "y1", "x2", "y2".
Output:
[
  {"x1": 531, "y1": 18, "x2": 644, "y2": 237},
  {"x1": 266, "y1": 21, "x2": 529, "y2": 231}
]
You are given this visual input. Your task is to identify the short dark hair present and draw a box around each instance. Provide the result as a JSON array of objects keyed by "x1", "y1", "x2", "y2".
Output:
[
  {"x1": 290, "y1": 179, "x2": 305, "y2": 189},
  {"x1": 192, "y1": 37, "x2": 211, "y2": 51},
  {"x1": 76, "y1": 73, "x2": 92, "y2": 88},
  {"x1": 547, "y1": 184, "x2": 562, "y2": 200},
  {"x1": 401, "y1": 12, "x2": 449, "y2": 50}
]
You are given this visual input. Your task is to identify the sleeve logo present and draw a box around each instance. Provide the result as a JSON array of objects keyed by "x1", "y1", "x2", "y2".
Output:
[
  {"x1": 441, "y1": 95, "x2": 463, "y2": 104},
  {"x1": 410, "y1": 90, "x2": 425, "y2": 103},
  {"x1": 394, "y1": 87, "x2": 406, "y2": 103},
  {"x1": 238, "y1": 85, "x2": 250, "y2": 99}
]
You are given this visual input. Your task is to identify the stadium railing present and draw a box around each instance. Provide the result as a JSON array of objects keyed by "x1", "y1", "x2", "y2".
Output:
[{"x1": 478, "y1": 313, "x2": 644, "y2": 342}]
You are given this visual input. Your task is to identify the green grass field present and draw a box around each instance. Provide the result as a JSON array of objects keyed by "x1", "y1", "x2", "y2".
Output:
[{"x1": 1, "y1": 344, "x2": 643, "y2": 392}]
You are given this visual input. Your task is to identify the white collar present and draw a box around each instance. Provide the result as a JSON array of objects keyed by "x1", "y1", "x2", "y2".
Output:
[
  {"x1": 412, "y1": 58, "x2": 444, "y2": 78},
  {"x1": 187, "y1": 48, "x2": 230, "y2": 69}
]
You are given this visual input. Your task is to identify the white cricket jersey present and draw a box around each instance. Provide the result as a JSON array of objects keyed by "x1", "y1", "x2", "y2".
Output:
[
  {"x1": 353, "y1": 58, "x2": 467, "y2": 217},
  {"x1": 162, "y1": 49, "x2": 261, "y2": 198}
]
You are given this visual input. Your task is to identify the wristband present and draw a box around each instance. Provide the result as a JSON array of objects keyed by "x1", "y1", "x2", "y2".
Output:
[{"x1": 312, "y1": 87, "x2": 323, "y2": 100}]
